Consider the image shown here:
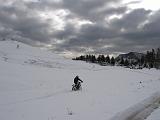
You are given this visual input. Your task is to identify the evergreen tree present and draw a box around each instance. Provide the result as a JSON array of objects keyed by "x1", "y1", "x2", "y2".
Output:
[
  {"x1": 97, "y1": 55, "x2": 102, "y2": 63},
  {"x1": 156, "y1": 48, "x2": 160, "y2": 59},
  {"x1": 101, "y1": 55, "x2": 105, "y2": 62},
  {"x1": 155, "y1": 48, "x2": 160, "y2": 69},
  {"x1": 120, "y1": 58, "x2": 124, "y2": 66},
  {"x1": 91, "y1": 55, "x2": 96, "y2": 63},
  {"x1": 105, "y1": 55, "x2": 110, "y2": 63},
  {"x1": 140, "y1": 56, "x2": 145, "y2": 66},
  {"x1": 110, "y1": 57, "x2": 115, "y2": 65},
  {"x1": 85, "y1": 55, "x2": 89, "y2": 61},
  {"x1": 124, "y1": 59, "x2": 129, "y2": 66},
  {"x1": 81, "y1": 55, "x2": 85, "y2": 60}
]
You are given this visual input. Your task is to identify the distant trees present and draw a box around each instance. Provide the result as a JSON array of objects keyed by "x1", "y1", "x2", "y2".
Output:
[
  {"x1": 73, "y1": 54, "x2": 114, "y2": 66},
  {"x1": 144, "y1": 48, "x2": 160, "y2": 69},
  {"x1": 73, "y1": 48, "x2": 160, "y2": 69},
  {"x1": 155, "y1": 48, "x2": 160, "y2": 69}
]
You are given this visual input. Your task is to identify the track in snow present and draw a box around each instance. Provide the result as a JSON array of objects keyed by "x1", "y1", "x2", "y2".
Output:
[
  {"x1": 0, "y1": 89, "x2": 72, "y2": 106},
  {"x1": 110, "y1": 92, "x2": 160, "y2": 120}
]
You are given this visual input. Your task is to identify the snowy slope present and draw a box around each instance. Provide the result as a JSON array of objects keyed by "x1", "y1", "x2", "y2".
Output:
[
  {"x1": 0, "y1": 40, "x2": 160, "y2": 120},
  {"x1": 146, "y1": 107, "x2": 160, "y2": 120}
]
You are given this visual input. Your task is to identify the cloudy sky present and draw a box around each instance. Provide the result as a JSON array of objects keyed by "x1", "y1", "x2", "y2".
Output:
[{"x1": 0, "y1": 0, "x2": 160, "y2": 57}]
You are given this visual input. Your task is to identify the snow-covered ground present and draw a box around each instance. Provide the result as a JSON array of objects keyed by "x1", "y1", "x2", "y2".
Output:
[
  {"x1": 146, "y1": 107, "x2": 160, "y2": 120},
  {"x1": 0, "y1": 40, "x2": 160, "y2": 120}
]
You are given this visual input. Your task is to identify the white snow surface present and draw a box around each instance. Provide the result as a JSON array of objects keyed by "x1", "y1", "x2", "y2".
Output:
[
  {"x1": 146, "y1": 107, "x2": 160, "y2": 120},
  {"x1": 0, "y1": 40, "x2": 160, "y2": 120}
]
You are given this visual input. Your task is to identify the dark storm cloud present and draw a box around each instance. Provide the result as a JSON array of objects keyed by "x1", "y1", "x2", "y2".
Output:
[
  {"x1": 53, "y1": 23, "x2": 120, "y2": 54},
  {"x1": 0, "y1": 1, "x2": 52, "y2": 44},
  {"x1": 119, "y1": 9, "x2": 160, "y2": 50},
  {"x1": 0, "y1": 0, "x2": 160, "y2": 56},
  {"x1": 61, "y1": 0, "x2": 121, "y2": 20},
  {"x1": 142, "y1": 10, "x2": 160, "y2": 37},
  {"x1": 54, "y1": 8, "x2": 160, "y2": 55},
  {"x1": 102, "y1": 6, "x2": 127, "y2": 15},
  {"x1": 25, "y1": 0, "x2": 62, "y2": 11},
  {"x1": 54, "y1": 24, "x2": 117, "y2": 46},
  {"x1": 53, "y1": 23, "x2": 76, "y2": 40},
  {"x1": 110, "y1": 8, "x2": 151, "y2": 31}
]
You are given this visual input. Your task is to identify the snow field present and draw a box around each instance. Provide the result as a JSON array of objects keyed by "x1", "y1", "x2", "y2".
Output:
[{"x1": 0, "y1": 40, "x2": 160, "y2": 120}]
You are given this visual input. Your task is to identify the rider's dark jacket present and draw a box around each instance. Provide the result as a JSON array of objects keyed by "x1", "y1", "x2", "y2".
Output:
[{"x1": 74, "y1": 76, "x2": 83, "y2": 84}]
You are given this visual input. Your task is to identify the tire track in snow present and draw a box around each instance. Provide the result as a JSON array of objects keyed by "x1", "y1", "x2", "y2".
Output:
[
  {"x1": 0, "y1": 89, "x2": 71, "y2": 106},
  {"x1": 110, "y1": 92, "x2": 160, "y2": 120}
]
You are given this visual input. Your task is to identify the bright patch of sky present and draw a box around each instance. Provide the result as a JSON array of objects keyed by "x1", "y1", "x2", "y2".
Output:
[
  {"x1": 123, "y1": 0, "x2": 160, "y2": 11},
  {"x1": 39, "y1": 10, "x2": 70, "y2": 30},
  {"x1": 106, "y1": 14, "x2": 123, "y2": 23}
]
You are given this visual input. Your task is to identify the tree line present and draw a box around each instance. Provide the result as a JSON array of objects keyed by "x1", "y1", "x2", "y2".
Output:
[
  {"x1": 72, "y1": 48, "x2": 160, "y2": 69},
  {"x1": 73, "y1": 54, "x2": 115, "y2": 66},
  {"x1": 144, "y1": 48, "x2": 160, "y2": 69}
]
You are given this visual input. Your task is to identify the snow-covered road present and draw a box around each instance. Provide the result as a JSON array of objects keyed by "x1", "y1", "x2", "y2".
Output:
[{"x1": 110, "y1": 92, "x2": 160, "y2": 120}]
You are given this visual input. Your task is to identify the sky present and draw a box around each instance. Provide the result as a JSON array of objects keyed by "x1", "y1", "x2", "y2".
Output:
[{"x1": 0, "y1": 0, "x2": 160, "y2": 57}]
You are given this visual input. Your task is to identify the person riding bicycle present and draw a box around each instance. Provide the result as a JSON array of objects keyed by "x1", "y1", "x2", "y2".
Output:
[{"x1": 74, "y1": 75, "x2": 83, "y2": 89}]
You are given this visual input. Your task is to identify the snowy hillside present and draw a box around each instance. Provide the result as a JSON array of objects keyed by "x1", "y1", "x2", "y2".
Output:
[
  {"x1": 0, "y1": 40, "x2": 160, "y2": 120},
  {"x1": 117, "y1": 52, "x2": 145, "y2": 60}
]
